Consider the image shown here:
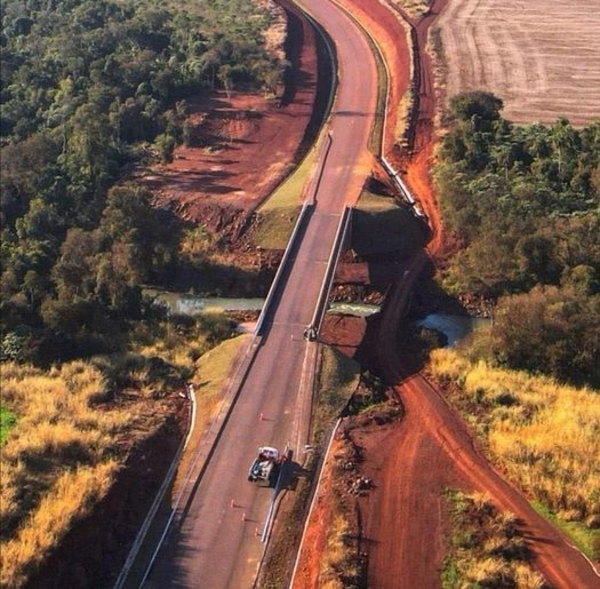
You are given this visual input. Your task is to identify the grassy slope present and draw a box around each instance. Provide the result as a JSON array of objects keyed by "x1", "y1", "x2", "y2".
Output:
[{"x1": 430, "y1": 345, "x2": 600, "y2": 560}]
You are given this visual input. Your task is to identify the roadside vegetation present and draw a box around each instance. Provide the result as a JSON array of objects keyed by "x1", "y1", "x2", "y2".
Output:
[
  {"x1": 309, "y1": 351, "x2": 392, "y2": 589},
  {"x1": 442, "y1": 490, "x2": 547, "y2": 589},
  {"x1": 435, "y1": 91, "x2": 600, "y2": 388},
  {"x1": 431, "y1": 93, "x2": 600, "y2": 566},
  {"x1": 252, "y1": 131, "x2": 325, "y2": 250},
  {"x1": 261, "y1": 345, "x2": 363, "y2": 588},
  {"x1": 430, "y1": 347, "x2": 600, "y2": 560},
  {"x1": 0, "y1": 361, "x2": 130, "y2": 588},
  {"x1": 313, "y1": 345, "x2": 361, "y2": 450},
  {"x1": 0, "y1": 311, "x2": 239, "y2": 588},
  {"x1": 173, "y1": 330, "x2": 251, "y2": 488},
  {"x1": 318, "y1": 513, "x2": 362, "y2": 589}
]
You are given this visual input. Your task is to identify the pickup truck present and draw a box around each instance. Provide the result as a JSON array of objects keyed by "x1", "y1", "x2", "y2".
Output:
[{"x1": 248, "y1": 446, "x2": 280, "y2": 484}]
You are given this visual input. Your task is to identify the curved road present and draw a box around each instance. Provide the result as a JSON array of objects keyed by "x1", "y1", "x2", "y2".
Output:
[{"x1": 144, "y1": 1, "x2": 378, "y2": 587}]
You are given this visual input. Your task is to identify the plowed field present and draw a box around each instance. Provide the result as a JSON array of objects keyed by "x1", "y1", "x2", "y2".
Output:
[{"x1": 436, "y1": 0, "x2": 600, "y2": 126}]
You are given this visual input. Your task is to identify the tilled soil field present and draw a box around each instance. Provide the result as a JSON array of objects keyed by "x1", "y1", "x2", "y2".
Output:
[{"x1": 436, "y1": 0, "x2": 600, "y2": 126}]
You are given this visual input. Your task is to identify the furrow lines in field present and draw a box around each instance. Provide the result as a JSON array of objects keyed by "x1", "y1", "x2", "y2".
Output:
[{"x1": 437, "y1": 0, "x2": 600, "y2": 126}]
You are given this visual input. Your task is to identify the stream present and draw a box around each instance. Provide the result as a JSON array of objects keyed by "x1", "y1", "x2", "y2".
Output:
[{"x1": 146, "y1": 290, "x2": 488, "y2": 346}]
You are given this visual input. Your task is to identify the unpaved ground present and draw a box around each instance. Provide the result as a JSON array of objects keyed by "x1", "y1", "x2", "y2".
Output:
[
  {"x1": 140, "y1": 0, "x2": 323, "y2": 242},
  {"x1": 435, "y1": 0, "x2": 600, "y2": 126}
]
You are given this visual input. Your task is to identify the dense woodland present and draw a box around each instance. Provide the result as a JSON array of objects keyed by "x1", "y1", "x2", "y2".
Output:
[
  {"x1": 0, "y1": 0, "x2": 286, "y2": 363},
  {"x1": 435, "y1": 92, "x2": 600, "y2": 387}
]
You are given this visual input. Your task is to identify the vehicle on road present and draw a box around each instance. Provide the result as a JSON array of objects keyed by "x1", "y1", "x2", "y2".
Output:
[{"x1": 248, "y1": 446, "x2": 280, "y2": 485}]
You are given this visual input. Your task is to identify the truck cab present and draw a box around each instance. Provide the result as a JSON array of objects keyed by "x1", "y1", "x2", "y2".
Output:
[{"x1": 248, "y1": 446, "x2": 280, "y2": 484}]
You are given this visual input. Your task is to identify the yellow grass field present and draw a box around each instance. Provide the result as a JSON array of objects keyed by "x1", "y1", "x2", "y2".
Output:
[
  {"x1": 435, "y1": 0, "x2": 600, "y2": 126},
  {"x1": 429, "y1": 348, "x2": 600, "y2": 555}
]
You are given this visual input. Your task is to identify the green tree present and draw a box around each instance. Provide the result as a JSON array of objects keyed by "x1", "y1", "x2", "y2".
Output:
[
  {"x1": 51, "y1": 228, "x2": 101, "y2": 300},
  {"x1": 491, "y1": 286, "x2": 600, "y2": 387},
  {"x1": 449, "y1": 91, "x2": 504, "y2": 126},
  {"x1": 550, "y1": 117, "x2": 579, "y2": 180}
]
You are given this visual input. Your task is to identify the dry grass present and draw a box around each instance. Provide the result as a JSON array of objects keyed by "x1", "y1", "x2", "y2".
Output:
[
  {"x1": 394, "y1": 89, "x2": 415, "y2": 146},
  {"x1": 443, "y1": 490, "x2": 546, "y2": 588},
  {"x1": 389, "y1": 0, "x2": 432, "y2": 19},
  {"x1": 174, "y1": 333, "x2": 251, "y2": 487},
  {"x1": 319, "y1": 514, "x2": 359, "y2": 588},
  {"x1": 1, "y1": 461, "x2": 119, "y2": 589},
  {"x1": 0, "y1": 314, "x2": 240, "y2": 588},
  {"x1": 431, "y1": 348, "x2": 600, "y2": 557},
  {"x1": 0, "y1": 361, "x2": 131, "y2": 588}
]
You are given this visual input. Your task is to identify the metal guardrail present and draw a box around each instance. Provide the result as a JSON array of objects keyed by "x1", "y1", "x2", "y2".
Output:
[
  {"x1": 287, "y1": 418, "x2": 341, "y2": 588},
  {"x1": 309, "y1": 204, "x2": 353, "y2": 336},
  {"x1": 381, "y1": 155, "x2": 426, "y2": 219},
  {"x1": 113, "y1": 327, "x2": 262, "y2": 589},
  {"x1": 255, "y1": 201, "x2": 312, "y2": 336},
  {"x1": 112, "y1": 421, "x2": 189, "y2": 589}
]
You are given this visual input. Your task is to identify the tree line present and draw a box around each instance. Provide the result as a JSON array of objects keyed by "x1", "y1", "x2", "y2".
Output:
[
  {"x1": 435, "y1": 91, "x2": 600, "y2": 387},
  {"x1": 0, "y1": 0, "x2": 286, "y2": 363}
]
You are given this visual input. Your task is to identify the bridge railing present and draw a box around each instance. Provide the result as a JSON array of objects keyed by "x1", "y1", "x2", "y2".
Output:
[{"x1": 309, "y1": 205, "x2": 353, "y2": 338}]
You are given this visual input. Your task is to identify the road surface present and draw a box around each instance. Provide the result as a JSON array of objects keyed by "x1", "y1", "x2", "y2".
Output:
[{"x1": 144, "y1": 0, "x2": 379, "y2": 586}]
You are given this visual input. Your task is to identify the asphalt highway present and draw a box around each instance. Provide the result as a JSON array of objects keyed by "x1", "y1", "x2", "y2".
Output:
[{"x1": 143, "y1": 1, "x2": 378, "y2": 586}]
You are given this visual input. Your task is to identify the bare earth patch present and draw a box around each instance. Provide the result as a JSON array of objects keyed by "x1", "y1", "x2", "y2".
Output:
[
  {"x1": 436, "y1": 0, "x2": 600, "y2": 126},
  {"x1": 139, "y1": 0, "x2": 320, "y2": 238}
]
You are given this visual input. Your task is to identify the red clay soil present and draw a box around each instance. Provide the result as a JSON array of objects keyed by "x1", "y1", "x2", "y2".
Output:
[{"x1": 140, "y1": 0, "x2": 322, "y2": 242}]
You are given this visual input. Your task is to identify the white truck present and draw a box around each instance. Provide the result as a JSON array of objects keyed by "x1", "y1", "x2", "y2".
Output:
[{"x1": 247, "y1": 446, "x2": 280, "y2": 484}]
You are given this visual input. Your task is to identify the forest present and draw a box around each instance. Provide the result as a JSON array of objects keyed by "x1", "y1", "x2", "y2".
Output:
[
  {"x1": 0, "y1": 0, "x2": 286, "y2": 364},
  {"x1": 435, "y1": 92, "x2": 600, "y2": 387}
]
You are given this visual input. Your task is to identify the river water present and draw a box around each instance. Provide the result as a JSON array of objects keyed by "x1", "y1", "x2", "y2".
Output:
[{"x1": 146, "y1": 290, "x2": 487, "y2": 346}]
